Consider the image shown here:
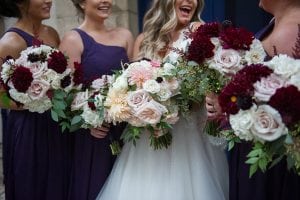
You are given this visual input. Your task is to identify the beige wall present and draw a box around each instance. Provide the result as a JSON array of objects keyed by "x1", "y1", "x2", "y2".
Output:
[{"x1": 1, "y1": 0, "x2": 139, "y2": 38}]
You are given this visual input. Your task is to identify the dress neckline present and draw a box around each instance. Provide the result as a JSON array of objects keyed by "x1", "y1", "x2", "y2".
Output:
[{"x1": 75, "y1": 28, "x2": 126, "y2": 50}]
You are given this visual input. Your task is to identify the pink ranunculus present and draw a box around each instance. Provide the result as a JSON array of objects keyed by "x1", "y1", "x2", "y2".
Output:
[
  {"x1": 135, "y1": 100, "x2": 167, "y2": 125},
  {"x1": 27, "y1": 79, "x2": 50, "y2": 100},
  {"x1": 127, "y1": 90, "x2": 150, "y2": 110},
  {"x1": 254, "y1": 74, "x2": 286, "y2": 102},
  {"x1": 251, "y1": 105, "x2": 288, "y2": 141}
]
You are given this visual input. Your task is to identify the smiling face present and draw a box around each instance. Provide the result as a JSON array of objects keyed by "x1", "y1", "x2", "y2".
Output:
[
  {"x1": 175, "y1": 0, "x2": 198, "y2": 26},
  {"x1": 81, "y1": 0, "x2": 112, "y2": 20},
  {"x1": 20, "y1": 0, "x2": 52, "y2": 20}
]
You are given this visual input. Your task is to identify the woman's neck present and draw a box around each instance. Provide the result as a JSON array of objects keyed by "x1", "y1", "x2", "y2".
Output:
[
  {"x1": 80, "y1": 17, "x2": 107, "y2": 33},
  {"x1": 15, "y1": 17, "x2": 43, "y2": 36},
  {"x1": 273, "y1": 3, "x2": 300, "y2": 26}
]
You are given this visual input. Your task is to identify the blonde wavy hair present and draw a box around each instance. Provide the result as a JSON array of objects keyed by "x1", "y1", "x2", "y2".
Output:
[{"x1": 139, "y1": 0, "x2": 204, "y2": 60}]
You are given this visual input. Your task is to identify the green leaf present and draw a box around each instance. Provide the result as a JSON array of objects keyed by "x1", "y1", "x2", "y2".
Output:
[
  {"x1": 246, "y1": 157, "x2": 259, "y2": 164},
  {"x1": 71, "y1": 115, "x2": 82, "y2": 125},
  {"x1": 258, "y1": 158, "x2": 268, "y2": 172},
  {"x1": 247, "y1": 149, "x2": 263, "y2": 157},
  {"x1": 228, "y1": 141, "x2": 235, "y2": 151},
  {"x1": 53, "y1": 100, "x2": 67, "y2": 110},
  {"x1": 249, "y1": 163, "x2": 258, "y2": 178},
  {"x1": 51, "y1": 109, "x2": 59, "y2": 122}
]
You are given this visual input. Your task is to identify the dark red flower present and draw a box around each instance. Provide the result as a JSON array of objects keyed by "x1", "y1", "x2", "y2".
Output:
[
  {"x1": 48, "y1": 51, "x2": 68, "y2": 73},
  {"x1": 73, "y1": 62, "x2": 84, "y2": 86},
  {"x1": 88, "y1": 92, "x2": 99, "y2": 111},
  {"x1": 194, "y1": 22, "x2": 220, "y2": 38},
  {"x1": 187, "y1": 35, "x2": 215, "y2": 64},
  {"x1": 269, "y1": 85, "x2": 300, "y2": 126},
  {"x1": 219, "y1": 64, "x2": 273, "y2": 115},
  {"x1": 11, "y1": 66, "x2": 33, "y2": 92},
  {"x1": 220, "y1": 27, "x2": 254, "y2": 50},
  {"x1": 61, "y1": 75, "x2": 72, "y2": 88}
]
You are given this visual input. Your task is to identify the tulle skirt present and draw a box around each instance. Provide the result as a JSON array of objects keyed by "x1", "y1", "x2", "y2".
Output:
[{"x1": 97, "y1": 106, "x2": 229, "y2": 200}]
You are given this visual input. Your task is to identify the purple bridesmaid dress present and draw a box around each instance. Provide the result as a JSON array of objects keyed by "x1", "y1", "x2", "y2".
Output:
[
  {"x1": 4, "y1": 28, "x2": 73, "y2": 200},
  {"x1": 68, "y1": 29, "x2": 128, "y2": 200},
  {"x1": 229, "y1": 20, "x2": 300, "y2": 200}
]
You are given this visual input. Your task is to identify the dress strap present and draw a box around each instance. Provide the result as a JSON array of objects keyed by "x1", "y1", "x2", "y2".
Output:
[
  {"x1": 6, "y1": 27, "x2": 34, "y2": 47},
  {"x1": 73, "y1": 28, "x2": 94, "y2": 51}
]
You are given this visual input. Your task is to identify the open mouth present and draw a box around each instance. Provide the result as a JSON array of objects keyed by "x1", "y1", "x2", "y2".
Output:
[{"x1": 179, "y1": 6, "x2": 192, "y2": 15}]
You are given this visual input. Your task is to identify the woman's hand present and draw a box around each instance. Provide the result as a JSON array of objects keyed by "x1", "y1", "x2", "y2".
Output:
[
  {"x1": 90, "y1": 123, "x2": 110, "y2": 139},
  {"x1": 205, "y1": 93, "x2": 223, "y2": 120}
]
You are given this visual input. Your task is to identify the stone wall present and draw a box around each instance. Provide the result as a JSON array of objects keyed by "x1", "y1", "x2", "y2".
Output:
[{"x1": 1, "y1": 0, "x2": 139, "y2": 38}]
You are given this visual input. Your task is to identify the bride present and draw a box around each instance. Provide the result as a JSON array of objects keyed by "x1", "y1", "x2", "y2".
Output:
[{"x1": 97, "y1": 0, "x2": 229, "y2": 199}]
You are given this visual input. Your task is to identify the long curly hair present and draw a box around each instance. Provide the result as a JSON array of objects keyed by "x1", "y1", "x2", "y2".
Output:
[{"x1": 139, "y1": 0, "x2": 204, "y2": 60}]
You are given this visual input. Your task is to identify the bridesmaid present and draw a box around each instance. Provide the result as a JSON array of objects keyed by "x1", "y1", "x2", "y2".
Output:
[
  {"x1": 59, "y1": 0, "x2": 133, "y2": 199},
  {"x1": 0, "y1": 0, "x2": 73, "y2": 199},
  {"x1": 206, "y1": 0, "x2": 300, "y2": 199}
]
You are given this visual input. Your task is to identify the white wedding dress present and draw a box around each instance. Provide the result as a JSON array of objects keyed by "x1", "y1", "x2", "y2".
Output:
[{"x1": 96, "y1": 30, "x2": 229, "y2": 200}]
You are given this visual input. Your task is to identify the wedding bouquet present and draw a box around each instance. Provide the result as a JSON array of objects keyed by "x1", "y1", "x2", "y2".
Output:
[
  {"x1": 174, "y1": 22, "x2": 267, "y2": 137},
  {"x1": 1, "y1": 44, "x2": 72, "y2": 113},
  {"x1": 105, "y1": 59, "x2": 181, "y2": 149},
  {"x1": 219, "y1": 55, "x2": 300, "y2": 176},
  {"x1": 50, "y1": 62, "x2": 109, "y2": 131}
]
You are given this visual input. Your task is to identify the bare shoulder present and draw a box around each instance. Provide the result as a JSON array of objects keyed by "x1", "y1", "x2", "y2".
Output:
[
  {"x1": 271, "y1": 22, "x2": 300, "y2": 55},
  {"x1": 0, "y1": 32, "x2": 27, "y2": 59},
  {"x1": 41, "y1": 25, "x2": 60, "y2": 46},
  {"x1": 60, "y1": 30, "x2": 83, "y2": 51},
  {"x1": 191, "y1": 21, "x2": 204, "y2": 31},
  {"x1": 113, "y1": 27, "x2": 133, "y2": 40}
]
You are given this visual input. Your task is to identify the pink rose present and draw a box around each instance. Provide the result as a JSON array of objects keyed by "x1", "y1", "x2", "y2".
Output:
[
  {"x1": 127, "y1": 90, "x2": 150, "y2": 110},
  {"x1": 150, "y1": 60, "x2": 161, "y2": 68},
  {"x1": 135, "y1": 100, "x2": 167, "y2": 125},
  {"x1": 210, "y1": 48, "x2": 242, "y2": 75},
  {"x1": 254, "y1": 74, "x2": 286, "y2": 102},
  {"x1": 71, "y1": 90, "x2": 89, "y2": 111},
  {"x1": 251, "y1": 105, "x2": 288, "y2": 141},
  {"x1": 27, "y1": 79, "x2": 50, "y2": 100},
  {"x1": 164, "y1": 111, "x2": 179, "y2": 125}
]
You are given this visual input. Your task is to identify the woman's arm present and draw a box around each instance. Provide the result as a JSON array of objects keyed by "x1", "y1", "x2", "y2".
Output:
[{"x1": 133, "y1": 33, "x2": 144, "y2": 60}]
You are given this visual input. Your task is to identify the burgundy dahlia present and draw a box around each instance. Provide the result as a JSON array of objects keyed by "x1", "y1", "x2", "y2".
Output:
[
  {"x1": 187, "y1": 35, "x2": 215, "y2": 64},
  {"x1": 195, "y1": 22, "x2": 220, "y2": 38},
  {"x1": 73, "y1": 62, "x2": 84, "y2": 86},
  {"x1": 220, "y1": 27, "x2": 254, "y2": 50},
  {"x1": 48, "y1": 51, "x2": 68, "y2": 73},
  {"x1": 269, "y1": 86, "x2": 300, "y2": 126},
  {"x1": 11, "y1": 66, "x2": 33, "y2": 92}
]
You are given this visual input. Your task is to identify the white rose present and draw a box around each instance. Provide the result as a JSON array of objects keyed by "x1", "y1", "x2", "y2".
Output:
[
  {"x1": 112, "y1": 75, "x2": 128, "y2": 91},
  {"x1": 164, "y1": 78, "x2": 180, "y2": 92},
  {"x1": 266, "y1": 54, "x2": 300, "y2": 79},
  {"x1": 41, "y1": 69, "x2": 58, "y2": 83},
  {"x1": 71, "y1": 90, "x2": 89, "y2": 111},
  {"x1": 251, "y1": 105, "x2": 288, "y2": 142},
  {"x1": 210, "y1": 37, "x2": 221, "y2": 49},
  {"x1": 27, "y1": 79, "x2": 50, "y2": 100},
  {"x1": 289, "y1": 72, "x2": 300, "y2": 90},
  {"x1": 29, "y1": 62, "x2": 47, "y2": 78},
  {"x1": 157, "y1": 87, "x2": 172, "y2": 101},
  {"x1": 162, "y1": 62, "x2": 176, "y2": 76},
  {"x1": 127, "y1": 90, "x2": 150, "y2": 110},
  {"x1": 229, "y1": 108, "x2": 255, "y2": 141},
  {"x1": 81, "y1": 106, "x2": 103, "y2": 128},
  {"x1": 245, "y1": 39, "x2": 267, "y2": 64},
  {"x1": 143, "y1": 79, "x2": 161, "y2": 94},
  {"x1": 254, "y1": 74, "x2": 286, "y2": 102},
  {"x1": 127, "y1": 116, "x2": 146, "y2": 127},
  {"x1": 209, "y1": 48, "x2": 242, "y2": 75}
]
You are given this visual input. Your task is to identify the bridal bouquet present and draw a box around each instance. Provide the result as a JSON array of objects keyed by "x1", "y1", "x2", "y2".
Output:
[
  {"x1": 105, "y1": 59, "x2": 180, "y2": 149},
  {"x1": 218, "y1": 55, "x2": 300, "y2": 176},
  {"x1": 1, "y1": 44, "x2": 71, "y2": 113}
]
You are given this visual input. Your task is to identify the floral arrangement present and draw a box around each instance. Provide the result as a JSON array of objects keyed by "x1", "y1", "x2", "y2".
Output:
[
  {"x1": 1, "y1": 44, "x2": 71, "y2": 113},
  {"x1": 219, "y1": 55, "x2": 300, "y2": 176},
  {"x1": 50, "y1": 62, "x2": 105, "y2": 131},
  {"x1": 179, "y1": 22, "x2": 267, "y2": 137},
  {"x1": 105, "y1": 59, "x2": 181, "y2": 149}
]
